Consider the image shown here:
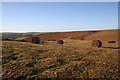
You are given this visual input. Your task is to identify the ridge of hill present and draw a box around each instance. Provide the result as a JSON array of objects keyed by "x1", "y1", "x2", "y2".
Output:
[
  {"x1": 25, "y1": 29, "x2": 118, "y2": 41},
  {"x1": 1, "y1": 32, "x2": 49, "y2": 40},
  {"x1": 2, "y1": 29, "x2": 119, "y2": 42},
  {"x1": 27, "y1": 31, "x2": 98, "y2": 41}
]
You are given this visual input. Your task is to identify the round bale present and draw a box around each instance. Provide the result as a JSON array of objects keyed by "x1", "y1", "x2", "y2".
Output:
[
  {"x1": 108, "y1": 41, "x2": 116, "y2": 43},
  {"x1": 57, "y1": 40, "x2": 64, "y2": 44},
  {"x1": 30, "y1": 37, "x2": 40, "y2": 44},
  {"x1": 92, "y1": 40, "x2": 102, "y2": 47}
]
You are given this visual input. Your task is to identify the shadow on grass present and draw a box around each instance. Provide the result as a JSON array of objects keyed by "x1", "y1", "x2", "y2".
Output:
[{"x1": 101, "y1": 47, "x2": 120, "y2": 49}]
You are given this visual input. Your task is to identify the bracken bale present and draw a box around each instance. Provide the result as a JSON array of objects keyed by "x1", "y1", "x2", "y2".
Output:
[
  {"x1": 108, "y1": 41, "x2": 116, "y2": 43},
  {"x1": 29, "y1": 37, "x2": 40, "y2": 44},
  {"x1": 92, "y1": 40, "x2": 102, "y2": 47},
  {"x1": 57, "y1": 40, "x2": 64, "y2": 44}
]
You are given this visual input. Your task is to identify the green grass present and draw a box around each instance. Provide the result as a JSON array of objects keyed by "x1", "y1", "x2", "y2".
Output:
[
  {"x1": 15, "y1": 32, "x2": 51, "y2": 40},
  {"x1": 15, "y1": 37, "x2": 27, "y2": 40},
  {"x1": 32, "y1": 32, "x2": 50, "y2": 35}
]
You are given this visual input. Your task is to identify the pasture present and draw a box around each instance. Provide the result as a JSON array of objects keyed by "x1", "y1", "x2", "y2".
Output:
[{"x1": 2, "y1": 38, "x2": 119, "y2": 79}]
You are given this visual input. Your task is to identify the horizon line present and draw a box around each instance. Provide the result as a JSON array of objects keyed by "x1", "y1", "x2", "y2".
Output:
[{"x1": 0, "y1": 28, "x2": 119, "y2": 33}]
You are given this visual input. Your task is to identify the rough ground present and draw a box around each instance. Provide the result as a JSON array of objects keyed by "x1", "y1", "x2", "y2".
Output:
[{"x1": 2, "y1": 38, "x2": 119, "y2": 79}]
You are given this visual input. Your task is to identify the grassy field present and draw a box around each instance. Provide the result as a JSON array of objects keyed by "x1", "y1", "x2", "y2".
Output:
[
  {"x1": 15, "y1": 37, "x2": 27, "y2": 40},
  {"x1": 2, "y1": 39, "x2": 119, "y2": 79}
]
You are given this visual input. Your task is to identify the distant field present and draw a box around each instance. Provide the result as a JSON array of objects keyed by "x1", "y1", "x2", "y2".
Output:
[
  {"x1": 2, "y1": 38, "x2": 119, "y2": 79},
  {"x1": 2, "y1": 32, "x2": 49, "y2": 40}
]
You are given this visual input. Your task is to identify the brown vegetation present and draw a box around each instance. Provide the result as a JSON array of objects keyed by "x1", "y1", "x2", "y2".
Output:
[
  {"x1": 27, "y1": 31, "x2": 97, "y2": 41},
  {"x1": 24, "y1": 30, "x2": 118, "y2": 42},
  {"x1": 85, "y1": 29, "x2": 118, "y2": 41}
]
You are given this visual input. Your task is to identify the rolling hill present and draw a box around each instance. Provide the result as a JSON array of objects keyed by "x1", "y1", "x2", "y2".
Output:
[
  {"x1": 24, "y1": 29, "x2": 119, "y2": 42},
  {"x1": 2, "y1": 29, "x2": 119, "y2": 79},
  {"x1": 85, "y1": 29, "x2": 119, "y2": 41},
  {"x1": 2, "y1": 29, "x2": 118, "y2": 42}
]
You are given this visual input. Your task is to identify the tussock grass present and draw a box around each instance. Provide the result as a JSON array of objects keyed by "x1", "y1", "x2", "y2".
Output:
[{"x1": 2, "y1": 39, "x2": 119, "y2": 79}]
